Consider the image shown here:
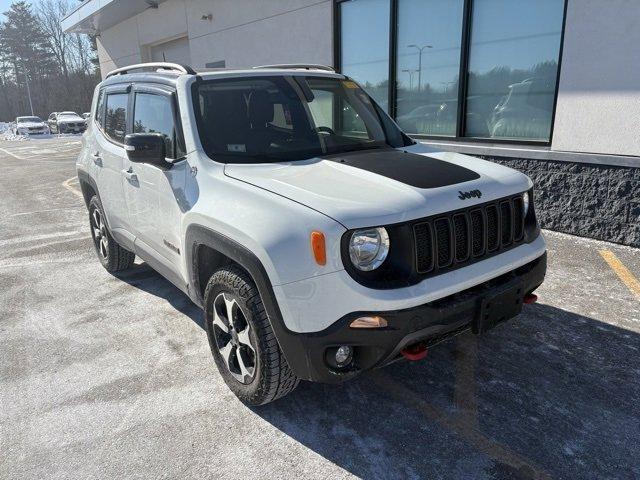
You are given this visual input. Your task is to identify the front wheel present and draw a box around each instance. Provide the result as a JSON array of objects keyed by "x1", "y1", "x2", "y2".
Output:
[
  {"x1": 88, "y1": 196, "x2": 135, "y2": 272},
  {"x1": 204, "y1": 265, "x2": 299, "y2": 405}
]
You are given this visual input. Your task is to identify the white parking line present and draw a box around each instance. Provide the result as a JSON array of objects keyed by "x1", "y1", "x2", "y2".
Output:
[
  {"x1": 62, "y1": 176, "x2": 83, "y2": 198},
  {"x1": 0, "y1": 147, "x2": 25, "y2": 160},
  {"x1": 11, "y1": 206, "x2": 83, "y2": 217}
]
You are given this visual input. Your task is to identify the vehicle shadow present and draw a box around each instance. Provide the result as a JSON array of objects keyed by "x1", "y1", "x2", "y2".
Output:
[
  {"x1": 114, "y1": 261, "x2": 204, "y2": 329},
  {"x1": 251, "y1": 303, "x2": 640, "y2": 480},
  {"x1": 107, "y1": 264, "x2": 639, "y2": 478}
]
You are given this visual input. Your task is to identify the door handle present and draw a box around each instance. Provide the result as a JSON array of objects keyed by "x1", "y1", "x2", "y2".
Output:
[
  {"x1": 122, "y1": 167, "x2": 138, "y2": 183},
  {"x1": 92, "y1": 152, "x2": 102, "y2": 167}
]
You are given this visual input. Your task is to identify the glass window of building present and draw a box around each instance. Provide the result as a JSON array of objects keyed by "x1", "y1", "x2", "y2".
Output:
[
  {"x1": 395, "y1": 0, "x2": 464, "y2": 136},
  {"x1": 339, "y1": 0, "x2": 391, "y2": 112},
  {"x1": 464, "y1": 0, "x2": 565, "y2": 141}
]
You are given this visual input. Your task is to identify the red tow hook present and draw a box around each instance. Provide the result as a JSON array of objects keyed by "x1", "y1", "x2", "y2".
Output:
[
  {"x1": 401, "y1": 342, "x2": 428, "y2": 361},
  {"x1": 524, "y1": 293, "x2": 538, "y2": 304}
]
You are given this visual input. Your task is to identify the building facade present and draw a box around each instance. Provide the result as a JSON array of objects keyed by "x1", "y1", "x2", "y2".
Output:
[{"x1": 63, "y1": 0, "x2": 640, "y2": 247}]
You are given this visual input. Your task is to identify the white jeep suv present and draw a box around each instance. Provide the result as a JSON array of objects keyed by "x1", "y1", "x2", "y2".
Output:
[{"x1": 77, "y1": 62, "x2": 546, "y2": 405}]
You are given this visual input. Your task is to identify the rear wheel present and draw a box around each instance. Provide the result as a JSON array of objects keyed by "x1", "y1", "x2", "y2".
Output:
[
  {"x1": 204, "y1": 265, "x2": 299, "y2": 405},
  {"x1": 88, "y1": 196, "x2": 135, "y2": 272}
]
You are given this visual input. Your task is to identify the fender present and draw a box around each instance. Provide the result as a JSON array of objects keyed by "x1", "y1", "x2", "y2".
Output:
[
  {"x1": 77, "y1": 168, "x2": 112, "y2": 233},
  {"x1": 78, "y1": 168, "x2": 137, "y2": 252},
  {"x1": 184, "y1": 224, "x2": 318, "y2": 380},
  {"x1": 77, "y1": 168, "x2": 100, "y2": 209}
]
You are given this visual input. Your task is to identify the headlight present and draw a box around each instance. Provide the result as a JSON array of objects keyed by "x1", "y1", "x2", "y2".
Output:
[
  {"x1": 348, "y1": 227, "x2": 390, "y2": 271},
  {"x1": 522, "y1": 191, "x2": 530, "y2": 217}
]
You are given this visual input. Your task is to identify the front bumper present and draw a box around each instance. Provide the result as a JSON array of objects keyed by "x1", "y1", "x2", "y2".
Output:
[
  {"x1": 59, "y1": 124, "x2": 86, "y2": 133},
  {"x1": 276, "y1": 252, "x2": 546, "y2": 383}
]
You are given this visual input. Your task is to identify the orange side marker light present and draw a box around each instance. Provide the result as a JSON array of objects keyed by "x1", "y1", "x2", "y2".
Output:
[{"x1": 311, "y1": 231, "x2": 326, "y2": 266}]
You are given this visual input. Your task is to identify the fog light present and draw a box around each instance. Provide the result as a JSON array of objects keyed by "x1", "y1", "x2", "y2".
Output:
[{"x1": 335, "y1": 345, "x2": 353, "y2": 366}]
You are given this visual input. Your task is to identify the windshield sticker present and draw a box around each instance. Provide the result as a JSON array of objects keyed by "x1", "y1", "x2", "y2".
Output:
[
  {"x1": 227, "y1": 144, "x2": 246, "y2": 153},
  {"x1": 342, "y1": 81, "x2": 359, "y2": 89}
]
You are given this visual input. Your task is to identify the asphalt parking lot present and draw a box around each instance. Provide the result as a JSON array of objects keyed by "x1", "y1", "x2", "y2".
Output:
[{"x1": 1, "y1": 136, "x2": 639, "y2": 480}]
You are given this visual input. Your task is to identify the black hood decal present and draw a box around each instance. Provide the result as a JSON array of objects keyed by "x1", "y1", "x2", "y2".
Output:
[{"x1": 323, "y1": 148, "x2": 480, "y2": 189}]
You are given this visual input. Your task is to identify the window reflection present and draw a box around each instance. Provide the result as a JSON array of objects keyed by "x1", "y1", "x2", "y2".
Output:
[
  {"x1": 465, "y1": 0, "x2": 564, "y2": 141},
  {"x1": 395, "y1": 0, "x2": 464, "y2": 136},
  {"x1": 340, "y1": 0, "x2": 390, "y2": 111}
]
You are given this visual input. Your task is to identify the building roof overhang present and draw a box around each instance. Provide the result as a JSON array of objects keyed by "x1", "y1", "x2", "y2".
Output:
[{"x1": 61, "y1": 0, "x2": 168, "y2": 34}]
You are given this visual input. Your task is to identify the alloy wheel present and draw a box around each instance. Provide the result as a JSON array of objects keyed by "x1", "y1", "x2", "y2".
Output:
[
  {"x1": 212, "y1": 292, "x2": 257, "y2": 384},
  {"x1": 91, "y1": 207, "x2": 108, "y2": 259}
]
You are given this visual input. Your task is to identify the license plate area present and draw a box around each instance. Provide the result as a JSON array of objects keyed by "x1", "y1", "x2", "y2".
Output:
[{"x1": 473, "y1": 281, "x2": 524, "y2": 334}]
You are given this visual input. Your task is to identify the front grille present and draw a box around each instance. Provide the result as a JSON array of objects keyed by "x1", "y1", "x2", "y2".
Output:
[
  {"x1": 433, "y1": 218, "x2": 452, "y2": 268},
  {"x1": 413, "y1": 194, "x2": 526, "y2": 276}
]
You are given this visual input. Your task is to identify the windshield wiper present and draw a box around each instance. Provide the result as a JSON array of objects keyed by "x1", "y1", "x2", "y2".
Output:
[{"x1": 332, "y1": 143, "x2": 390, "y2": 154}]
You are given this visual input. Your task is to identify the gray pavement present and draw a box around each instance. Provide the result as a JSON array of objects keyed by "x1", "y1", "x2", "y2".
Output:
[{"x1": 1, "y1": 136, "x2": 639, "y2": 479}]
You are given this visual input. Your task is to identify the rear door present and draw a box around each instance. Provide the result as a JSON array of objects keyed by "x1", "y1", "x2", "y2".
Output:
[
  {"x1": 93, "y1": 85, "x2": 134, "y2": 243},
  {"x1": 123, "y1": 84, "x2": 187, "y2": 278}
]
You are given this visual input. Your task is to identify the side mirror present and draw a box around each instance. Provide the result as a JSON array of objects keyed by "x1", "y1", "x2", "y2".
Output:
[{"x1": 124, "y1": 133, "x2": 171, "y2": 169}]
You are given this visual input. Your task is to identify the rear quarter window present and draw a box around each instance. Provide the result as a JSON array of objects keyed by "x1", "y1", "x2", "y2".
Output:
[
  {"x1": 95, "y1": 90, "x2": 105, "y2": 127},
  {"x1": 104, "y1": 93, "x2": 128, "y2": 143}
]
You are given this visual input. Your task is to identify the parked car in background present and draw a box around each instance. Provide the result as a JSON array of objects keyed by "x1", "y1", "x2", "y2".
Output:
[
  {"x1": 48, "y1": 111, "x2": 87, "y2": 134},
  {"x1": 488, "y1": 77, "x2": 555, "y2": 140},
  {"x1": 11, "y1": 116, "x2": 50, "y2": 135}
]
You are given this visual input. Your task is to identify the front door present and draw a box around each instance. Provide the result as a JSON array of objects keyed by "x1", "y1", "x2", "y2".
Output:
[{"x1": 122, "y1": 86, "x2": 187, "y2": 278}]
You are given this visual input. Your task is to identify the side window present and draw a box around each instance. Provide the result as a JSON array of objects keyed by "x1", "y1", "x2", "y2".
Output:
[
  {"x1": 95, "y1": 90, "x2": 105, "y2": 127},
  {"x1": 308, "y1": 85, "x2": 370, "y2": 139},
  {"x1": 104, "y1": 93, "x2": 128, "y2": 143},
  {"x1": 132, "y1": 92, "x2": 184, "y2": 159}
]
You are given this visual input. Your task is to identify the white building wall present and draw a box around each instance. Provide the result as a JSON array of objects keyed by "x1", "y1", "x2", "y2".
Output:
[
  {"x1": 552, "y1": 0, "x2": 640, "y2": 157},
  {"x1": 95, "y1": 0, "x2": 333, "y2": 78}
]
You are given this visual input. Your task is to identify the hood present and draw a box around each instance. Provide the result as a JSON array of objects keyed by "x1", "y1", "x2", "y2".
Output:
[
  {"x1": 224, "y1": 144, "x2": 531, "y2": 229},
  {"x1": 58, "y1": 115, "x2": 84, "y2": 122},
  {"x1": 17, "y1": 122, "x2": 46, "y2": 128}
]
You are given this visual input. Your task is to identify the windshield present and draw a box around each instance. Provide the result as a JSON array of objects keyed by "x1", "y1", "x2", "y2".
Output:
[
  {"x1": 59, "y1": 112, "x2": 79, "y2": 117},
  {"x1": 193, "y1": 75, "x2": 412, "y2": 163},
  {"x1": 17, "y1": 116, "x2": 42, "y2": 123}
]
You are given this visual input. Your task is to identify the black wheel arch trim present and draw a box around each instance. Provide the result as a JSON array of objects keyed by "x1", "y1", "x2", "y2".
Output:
[
  {"x1": 185, "y1": 225, "x2": 318, "y2": 380},
  {"x1": 77, "y1": 169, "x2": 111, "y2": 231}
]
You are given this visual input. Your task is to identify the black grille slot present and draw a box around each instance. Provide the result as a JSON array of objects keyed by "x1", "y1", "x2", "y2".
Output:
[
  {"x1": 513, "y1": 197, "x2": 524, "y2": 241},
  {"x1": 414, "y1": 222, "x2": 434, "y2": 273},
  {"x1": 434, "y1": 218, "x2": 452, "y2": 268},
  {"x1": 470, "y1": 209, "x2": 484, "y2": 257},
  {"x1": 453, "y1": 214, "x2": 469, "y2": 262},
  {"x1": 500, "y1": 201, "x2": 513, "y2": 246},
  {"x1": 486, "y1": 205, "x2": 499, "y2": 252},
  {"x1": 411, "y1": 194, "x2": 528, "y2": 279}
]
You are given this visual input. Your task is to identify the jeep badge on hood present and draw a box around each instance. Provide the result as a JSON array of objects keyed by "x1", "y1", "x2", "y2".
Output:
[{"x1": 458, "y1": 189, "x2": 482, "y2": 200}]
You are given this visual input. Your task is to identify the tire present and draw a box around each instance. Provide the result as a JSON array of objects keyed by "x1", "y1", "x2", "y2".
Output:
[
  {"x1": 204, "y1": 265, "x2": 299, "y2": 405},
  {"x1": 88, "y1": 195, "x2": 135, "y2": 272}
]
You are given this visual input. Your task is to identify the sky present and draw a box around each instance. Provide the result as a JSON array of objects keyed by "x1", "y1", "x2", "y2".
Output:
[{"x1": 1, "y1": 0, "x2": 45, "y2": 17}]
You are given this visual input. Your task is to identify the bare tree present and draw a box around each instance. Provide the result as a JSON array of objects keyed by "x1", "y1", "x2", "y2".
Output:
[{"x1": 37, "y1": 0, "x2": 71, "y2": 77}]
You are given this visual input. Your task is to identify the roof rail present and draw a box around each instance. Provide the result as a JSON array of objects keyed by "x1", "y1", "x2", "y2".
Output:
[
  {"x1": 106, "y1": 62, "x2": 196, "y2": 78},
  {"x1": 252, "y1": 64, "x2": 336, "y2": 72}
]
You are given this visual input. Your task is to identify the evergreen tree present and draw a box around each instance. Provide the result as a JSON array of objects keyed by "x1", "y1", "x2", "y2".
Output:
[{"x1": 0, "y1": 1, "x2": 55, "y2": 84}]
